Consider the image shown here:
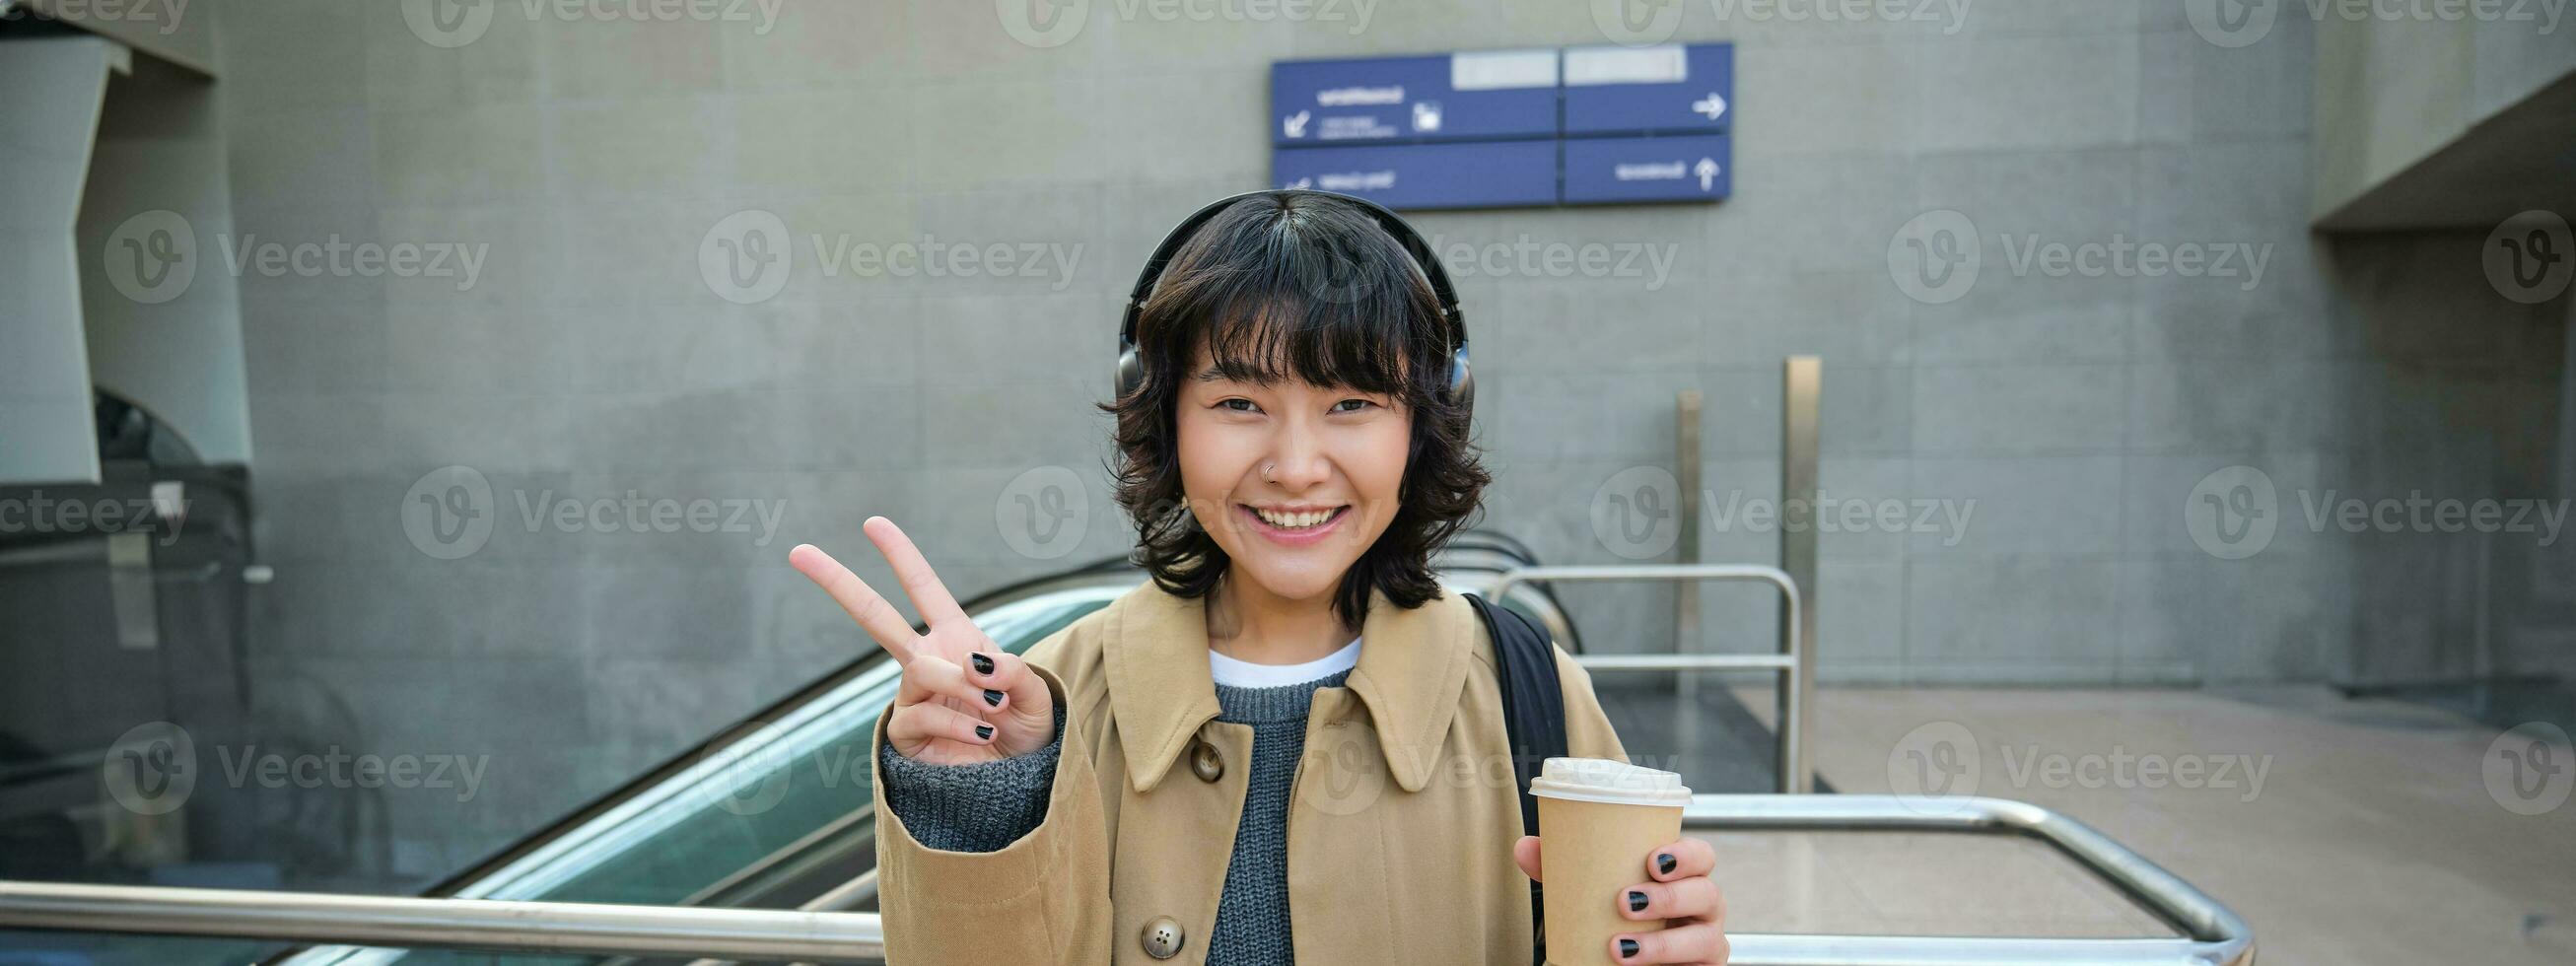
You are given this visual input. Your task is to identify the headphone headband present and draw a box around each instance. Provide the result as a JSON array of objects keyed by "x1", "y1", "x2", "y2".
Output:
[{"x1": 1115, "y1": 189, "x2": 1472, "y2": 413}]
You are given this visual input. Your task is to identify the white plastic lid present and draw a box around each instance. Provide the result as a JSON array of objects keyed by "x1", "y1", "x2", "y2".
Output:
[{"x1": 1526, "y1": 757, "x2": 1692, "y2": 806}]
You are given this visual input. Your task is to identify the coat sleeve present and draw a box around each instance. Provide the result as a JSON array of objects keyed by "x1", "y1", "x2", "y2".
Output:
[
  {"x1": 869, "y1": 661, "x2": 1114, "y2": 965},
  {"x1": 1551, "y1": 643, "x2": 1630, "y2": 765}
]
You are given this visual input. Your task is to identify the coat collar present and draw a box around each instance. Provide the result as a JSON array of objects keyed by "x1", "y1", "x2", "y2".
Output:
[{"x1": 1104, "y1": 580, "x2": 1473, "y2": 794}]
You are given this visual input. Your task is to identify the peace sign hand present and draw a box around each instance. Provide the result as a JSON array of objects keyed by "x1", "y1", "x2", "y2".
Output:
[{"x1": 789, "y1": 517, "x2": 1058, "y2": 765}]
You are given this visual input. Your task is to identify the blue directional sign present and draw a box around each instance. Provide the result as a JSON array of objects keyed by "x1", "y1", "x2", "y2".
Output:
[
  {"x1": 1562, "y1": 43, "x2": 1733, "y2": 137},
  {"x1": 1563, "y1": 135, "x2": 1730, "y2": 205},
  {"x1": 1272, "y1": 49, "x2": 1559, "y2": 146},
  {"x1": 1273, "y1": 140, "x2": 1557, "y2": 211},
  {"x1": 1269, "y1": 43, "x2": 1738, "y2": 210}
]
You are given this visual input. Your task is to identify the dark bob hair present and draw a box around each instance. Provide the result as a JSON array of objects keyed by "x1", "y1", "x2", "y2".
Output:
[{"x1": 1100, "y1": 192, "x2": 1491, "y2": 630}]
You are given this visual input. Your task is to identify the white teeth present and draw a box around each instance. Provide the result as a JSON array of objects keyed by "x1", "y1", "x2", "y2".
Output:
[{"x1": 1254, "y1": 508, "x2": 1338, "y2": 529}]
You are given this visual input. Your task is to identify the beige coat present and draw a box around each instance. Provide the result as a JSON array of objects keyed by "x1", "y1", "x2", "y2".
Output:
[{"x1": 869, "y1": 581, "x2": 1627, "y2": 965}]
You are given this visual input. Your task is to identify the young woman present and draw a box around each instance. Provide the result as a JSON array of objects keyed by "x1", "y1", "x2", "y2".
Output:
[{"x1": 788, "y1": 191, "x2": 1731, "y2": 965}]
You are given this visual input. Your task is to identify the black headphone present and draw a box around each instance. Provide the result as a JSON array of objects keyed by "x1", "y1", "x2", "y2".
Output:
[{"x1": 1116, "y1": 189, "x2": 1473, "y2": 417}]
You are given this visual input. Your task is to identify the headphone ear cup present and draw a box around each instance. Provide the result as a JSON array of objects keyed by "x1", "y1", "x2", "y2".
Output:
[
  {"x1": 1115, "y1": 343, "x2": 1145, "y2": 401},
  {"x1": 1447, "y1": 346, "x2": 1474, "y2": 417}
]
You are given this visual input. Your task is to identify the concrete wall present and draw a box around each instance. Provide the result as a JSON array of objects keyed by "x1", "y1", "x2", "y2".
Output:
[
  {"x1": 1, "y1": 37, "x2": 117, "y2": 484},
  {"x1": 197, "y1": 1, "x2": 2565, "y2": 881},
  {"x1": 2310, "y1": 0, "x2": 2576, "y2": 226}
]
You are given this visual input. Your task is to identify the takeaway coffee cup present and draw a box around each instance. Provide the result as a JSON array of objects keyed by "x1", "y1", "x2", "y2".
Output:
[{"x1": 1529, "y1": 757, "x2": 1693, "y2": 965}]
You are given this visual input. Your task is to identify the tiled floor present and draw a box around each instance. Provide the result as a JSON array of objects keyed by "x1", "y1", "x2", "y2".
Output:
[{"x1": 1688, "y1": 684, "x2": 2576, "y2": 965}]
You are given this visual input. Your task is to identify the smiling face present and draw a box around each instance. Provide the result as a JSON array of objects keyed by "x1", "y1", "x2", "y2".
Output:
[{"x1": 1175, "y1": 343, "x2": 1413, "y2": 608}]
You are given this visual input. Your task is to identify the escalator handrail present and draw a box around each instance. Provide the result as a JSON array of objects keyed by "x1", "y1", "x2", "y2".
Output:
[{"x1": 0, "y1": 794, "x2": 2253, "y2": 966}]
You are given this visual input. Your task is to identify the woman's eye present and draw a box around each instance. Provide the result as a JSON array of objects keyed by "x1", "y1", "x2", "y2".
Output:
[
  {"x1": 1218, "y1": 398, "x2": 1260, "y2": 413},
  {"x1": 1330, "y1": 399, "x2": 1376, "y2": 413}
]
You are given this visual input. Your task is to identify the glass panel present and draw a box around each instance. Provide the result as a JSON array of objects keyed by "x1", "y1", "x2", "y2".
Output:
[{"x1": 268, "y1": 586, "x2": 1120, "y2": 966}]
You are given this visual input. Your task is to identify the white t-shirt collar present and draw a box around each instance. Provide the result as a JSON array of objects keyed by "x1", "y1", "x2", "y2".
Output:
[{"x1": 1207, "y1": 637, "x2": 1362, "y2": 689}]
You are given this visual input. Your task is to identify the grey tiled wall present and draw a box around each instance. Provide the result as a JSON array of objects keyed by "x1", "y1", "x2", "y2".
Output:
[{"x1": 200, "y1": 1, "x2": 2565, "y2": 877}]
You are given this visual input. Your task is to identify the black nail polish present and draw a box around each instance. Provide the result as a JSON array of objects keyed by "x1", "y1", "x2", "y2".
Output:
[
  {"x1": 1619, "y1": 938, "x2": 1639, "y2": 959},
  {"x1": 1628, "y1": 890, "x2": 1648, "y2": 913},
  {"x1": 1656, "y1": 853, "x2": 1677, "y2": 875},
  {"x1": 974, "y1": 724, "x2": 995, "y2": 739},
  {"x1": 983, "y1": 688, "x2": 1005, "y2": 707},
  {"x1": 970, "y1": 653, "x2": 995, "y2": 675}
]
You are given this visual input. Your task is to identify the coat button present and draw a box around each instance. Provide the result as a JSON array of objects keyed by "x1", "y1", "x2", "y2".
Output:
[
  {"x1": 1141, "y1": 916, "x2": 1186, "y2": 959},
  {"x1": 1189, "y1": 739, "x2": 1223, "y2": 783}
]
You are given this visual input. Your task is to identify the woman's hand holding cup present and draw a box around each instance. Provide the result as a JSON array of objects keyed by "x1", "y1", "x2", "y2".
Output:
[{"x1": 789, "y1": 517, "x2": 1056, "y2": 764}]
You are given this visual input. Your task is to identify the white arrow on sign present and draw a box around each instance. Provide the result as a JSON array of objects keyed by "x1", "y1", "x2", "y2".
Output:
[
  {"x1": 1692, "y1": 92, "x2": 1727, "y2": 121},
  {"x1": 1695, "y1": 158, "x2": 1719, "y2": 191},
  {"x1": 1284, "y1": 110, "x2": 1310, "y2": 139}
]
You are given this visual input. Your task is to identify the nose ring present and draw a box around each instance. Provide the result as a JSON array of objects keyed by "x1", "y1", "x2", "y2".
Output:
[{"x1": 1262, "y1": 461, "x2": 1277, "y2": 483}]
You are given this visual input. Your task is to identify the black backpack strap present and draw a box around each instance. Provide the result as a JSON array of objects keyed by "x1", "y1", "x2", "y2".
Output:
[{"x1": 1466, "y1": 591, "x2": 1567, "y2": 964}]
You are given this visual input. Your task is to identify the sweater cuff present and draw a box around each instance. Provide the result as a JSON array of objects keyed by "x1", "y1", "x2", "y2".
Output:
[{"x1": 874, "y1": 707, "x2": 1066, "y2": 853}]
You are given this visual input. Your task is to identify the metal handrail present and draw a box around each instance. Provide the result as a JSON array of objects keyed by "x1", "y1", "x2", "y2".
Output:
[
  {"x1": 0, "y1": 794, "x2": 2250, "y2": 966},
  {"x1": 1488, "y1": 563, "x2": 1810, "y2": 794}
]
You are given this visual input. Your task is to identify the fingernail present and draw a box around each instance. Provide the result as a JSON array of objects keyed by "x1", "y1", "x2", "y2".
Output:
[
  {"x1": 1619, "y1": 938, "x2": 1639, "y2": 959},
  {"x1": 974, "y1": 724, "x2": 995, "y2": 739},
  {"x1": 983, "y1": 688, "x2": 1005, "y2": 707},
  {"x1": 1656, "y1": 853, "x2": 1676, "y2": 875},
  {"x1": 1627, "y1": 890, "x2": 1648, "y2": 913},
  {"x1": 970, "y1": 653, "x2": 995, "y2": 675}
]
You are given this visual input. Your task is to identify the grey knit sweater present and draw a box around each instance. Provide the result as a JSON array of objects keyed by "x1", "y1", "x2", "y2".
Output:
[{"x1": 876, "y1": 668, "x2": 1355, "y2": 966}]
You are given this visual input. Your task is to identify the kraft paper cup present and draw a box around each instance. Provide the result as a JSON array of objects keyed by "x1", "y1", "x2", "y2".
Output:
[{"x1": 1529, "y1": 757, "x2": 1692, "y2": 965}]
